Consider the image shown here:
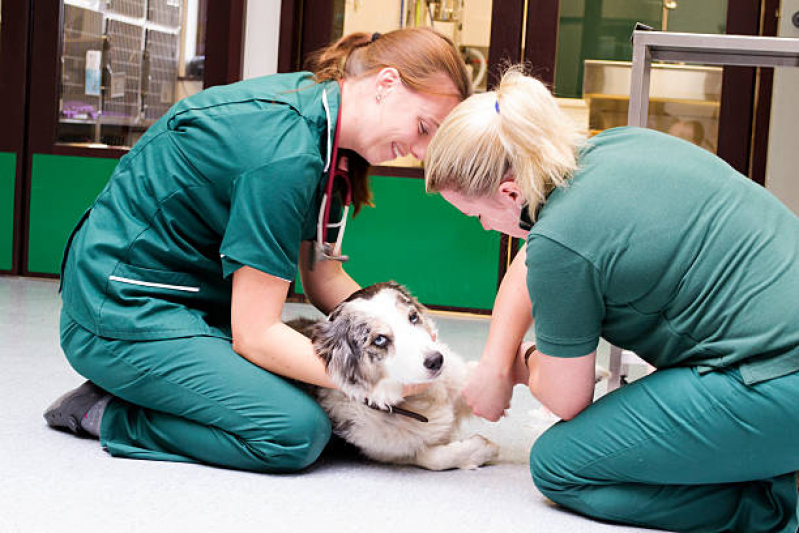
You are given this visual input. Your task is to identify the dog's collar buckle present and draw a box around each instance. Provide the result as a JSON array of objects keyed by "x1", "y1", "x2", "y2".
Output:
[{"x1": 364, "y1": 400, "x2": 429, "y2": 423}]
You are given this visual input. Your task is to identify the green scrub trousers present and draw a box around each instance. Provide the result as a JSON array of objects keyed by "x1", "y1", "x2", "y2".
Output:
[
  {"x1": 61, "y1": 309, "x2": 332, "y2": 472},
  {"x1": 530, "y1": 366, "x2": 799, "y2": 532}
]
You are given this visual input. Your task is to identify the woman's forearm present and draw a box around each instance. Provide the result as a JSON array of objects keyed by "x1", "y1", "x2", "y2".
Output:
[
  {"x1": 482, "y1": 244, "x2": 533, "y2": 379},
  {"x1": 231, "y1": 265, "x2": 338, "y2": 388},
  {"x1": 233, "y1": 321, "x2": 337, "y2": 389}
]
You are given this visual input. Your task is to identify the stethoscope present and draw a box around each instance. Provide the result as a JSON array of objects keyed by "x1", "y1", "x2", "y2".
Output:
[{"x1": 312, "y1": 86, "x2": 352, "y2": 269}]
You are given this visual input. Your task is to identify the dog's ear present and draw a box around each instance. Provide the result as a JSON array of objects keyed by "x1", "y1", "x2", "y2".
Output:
[{"x1": 310, "y1": 312, "x2": 370, "y2": 391}]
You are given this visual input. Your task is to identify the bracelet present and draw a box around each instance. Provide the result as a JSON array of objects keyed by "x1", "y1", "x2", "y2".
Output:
[{"x1": 523, "y1": 344, "x2": 537, "y2": 368}]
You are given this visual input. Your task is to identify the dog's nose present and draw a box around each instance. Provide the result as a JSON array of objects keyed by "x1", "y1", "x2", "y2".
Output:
[{"x1": 424, "y1": 352, "x2": 444, "y2": 372}]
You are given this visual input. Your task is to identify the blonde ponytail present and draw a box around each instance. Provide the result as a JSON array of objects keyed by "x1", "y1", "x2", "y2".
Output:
[
  {"x1": 426, "y1": 66, "x2": 586, "y2": 221},
  {"x1": 496, "y1": 68, "x2": 585, "y2": 213}
]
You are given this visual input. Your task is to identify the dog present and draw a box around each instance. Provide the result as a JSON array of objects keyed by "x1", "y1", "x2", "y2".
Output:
[{"x1": 289, "y1": 282, "x2": 499, "y2": 470}]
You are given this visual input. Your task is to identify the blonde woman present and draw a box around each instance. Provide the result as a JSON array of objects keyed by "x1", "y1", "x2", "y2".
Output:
[
  {"x1": 44, "y1": 28, "x2": 471, "y2": 473},
  {"x1": 425, "y1": 67, "x2": 799, "y2": 532}
]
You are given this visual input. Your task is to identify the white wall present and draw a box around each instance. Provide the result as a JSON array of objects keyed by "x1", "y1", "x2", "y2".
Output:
[
  {"x1": 242, "y1": 0, "x2": 282, "y2": 79},
  {"x1": 765, "y1": 0, "x2": 799, "y2": 215},
  {"x1": 341, "y1": 0, "x2": 492, "y2": 48}
]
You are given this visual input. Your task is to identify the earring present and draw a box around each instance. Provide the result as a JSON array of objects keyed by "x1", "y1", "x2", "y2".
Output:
[{"x1": 376, "y1": 91, "x2": 384, "y2": 104}]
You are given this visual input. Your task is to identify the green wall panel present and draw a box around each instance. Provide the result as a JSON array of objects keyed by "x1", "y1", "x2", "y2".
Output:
[
  {"x1": 297, "y1": 176, "x2": 500, "y2": 310},
  {"x1": 28, "y1": 154, "x2": 119, "y2": 274},
  {"x1": 0, "y1": 152, "x2": 17, "y2": 271}
]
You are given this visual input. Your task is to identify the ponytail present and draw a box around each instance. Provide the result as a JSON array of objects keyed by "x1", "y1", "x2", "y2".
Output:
[
  {"x1": 304, "y1": 33, "x2": 373, "y2": 85},
  {"x1": 495, "y1": 67, "x2": 585, "y2": 215},
  {"x1": 426, "y1": 65, "x2": 586, "y2": 221}
]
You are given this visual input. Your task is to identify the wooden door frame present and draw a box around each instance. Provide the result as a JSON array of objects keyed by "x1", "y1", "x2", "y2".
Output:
[{"x1": 0, "y1": 0, "x2": 32, "y2": 274}]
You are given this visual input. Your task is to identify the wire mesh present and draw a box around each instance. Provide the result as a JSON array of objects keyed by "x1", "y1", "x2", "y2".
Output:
[
  {"x1": 105, "y1": 0, "x2": 146, "y2": 19},
  {"x1": 103, "y1": 18, "x2": 143, "y2": 122},
  {"x1": 143, "y1": 29, "x2": 179, "y2": 120},
  {"x1": 148, "y1": 0, "x2": 181, "y2": 28},
  {"x1": 58, "y1": 0, "x2": 189, "y2": 146},
  {"x1": 61, "y1": 4, "x2": 104, "y2": 122}
]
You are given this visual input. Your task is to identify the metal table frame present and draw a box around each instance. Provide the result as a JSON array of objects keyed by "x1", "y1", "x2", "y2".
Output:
[
  {"x1": 605, "y1": 30, "x2": 799, "y2": 391},
  {"x1": 628, "y1": 30, "x2": 799, "y2": 127}
]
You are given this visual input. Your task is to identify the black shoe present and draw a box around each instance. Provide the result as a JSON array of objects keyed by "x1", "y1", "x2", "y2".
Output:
[{"x1": 43, "y1": 381, "x2": 107, "y2": 436}]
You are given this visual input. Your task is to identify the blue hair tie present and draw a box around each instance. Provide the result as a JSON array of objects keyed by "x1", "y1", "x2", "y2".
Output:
[{"x1": 495, "y1": 100, "x2": 500, "y2": 114}]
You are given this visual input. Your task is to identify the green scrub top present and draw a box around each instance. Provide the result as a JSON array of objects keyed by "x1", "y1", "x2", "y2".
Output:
[
  {"x1": 526, "y1": 127, "x2": 799, "y2": 384},
  {"x1": 61, "y1": 72, "x2": 340, "y2": 341}
]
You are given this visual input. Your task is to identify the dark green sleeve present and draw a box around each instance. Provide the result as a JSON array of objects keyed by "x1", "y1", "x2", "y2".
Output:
[
  {"x1": 526, "y1": 235, "x2": 604, "y2": 357},
  {"x1": 220, "y1": 154, "x2": 322, "y2": 280}
]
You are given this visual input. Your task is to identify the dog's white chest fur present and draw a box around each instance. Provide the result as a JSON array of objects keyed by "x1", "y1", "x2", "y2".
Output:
[{"x1": 300, "y1": 282, "x2": 499, "y2": 470}]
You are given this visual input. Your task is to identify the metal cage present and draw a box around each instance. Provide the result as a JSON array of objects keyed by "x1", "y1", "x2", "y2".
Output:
[
  {"x1": 60, "y1": 5, "x2": 104, "y2": 124},
  {"x1": 102, "y1": 18, "x2": 143, "y2": 123},
  {"x1": 105, "y1": 0, "x2": 146, "y2": 19},
  {"x1": 143, "y1": 29, "x2": 179, "y2": 121},
  {"x1": 148, "y1": 0, "x2": 181, "y2": 29}
]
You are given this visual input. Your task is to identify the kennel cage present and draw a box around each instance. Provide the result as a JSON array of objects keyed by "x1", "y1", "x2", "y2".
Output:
[
  {"x1": 58, "y1": 0, "x2": 183, "y2": 148},
  {"x1": 60, "y1": 4, "x2": 104, "y2": 142},
  {"x1": 143, "y1": 29, "x2": 180, "y2": 121}
]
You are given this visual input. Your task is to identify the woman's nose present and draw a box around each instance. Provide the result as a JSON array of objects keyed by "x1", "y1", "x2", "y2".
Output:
[{"x1": 412, "y1": 138, "x2": 431, "y2": 161}]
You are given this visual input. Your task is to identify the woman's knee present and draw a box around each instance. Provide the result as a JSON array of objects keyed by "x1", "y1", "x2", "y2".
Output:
[
  {"x1": 256, "y1": 399, "x2": 332, "y2": 472},
  {"x1": 529, "y1": 423, "x2": 577, "y2": 502}
]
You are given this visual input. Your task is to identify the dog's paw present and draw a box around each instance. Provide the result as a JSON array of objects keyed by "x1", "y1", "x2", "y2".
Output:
[
  {"x1": 366, "y1": 379, "x2": 404, "y2": 409},
  {"x1": 458, "y1": 435, "x2": 499, "y2": 470}
]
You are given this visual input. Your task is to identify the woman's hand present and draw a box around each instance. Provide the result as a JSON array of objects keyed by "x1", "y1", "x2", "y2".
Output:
[{"x1": 462, "y1": 359, "x2": 515, "y2": 422}]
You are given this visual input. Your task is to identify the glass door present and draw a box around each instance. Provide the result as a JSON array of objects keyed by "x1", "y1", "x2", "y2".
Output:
[
  {"x1": 327, "y1": 0, "x2": 498, "y2": 169},
  {"x1": 57, "y1": 0, "x2": 206, "y2": 150},
  {"x1": 21, "y1": 0, "x2": 245, "y2": 276},
  {"x1": 553, "y1": 0, "x2": 729, "y2": 153}
]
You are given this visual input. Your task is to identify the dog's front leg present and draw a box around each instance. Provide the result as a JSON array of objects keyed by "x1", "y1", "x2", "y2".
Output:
[
  {"x1": 366, "y1": 379, "x2": 404, "y2": 409},
  {"x1": 406, "y1": 435, "x2": 499, "y2": 471}
]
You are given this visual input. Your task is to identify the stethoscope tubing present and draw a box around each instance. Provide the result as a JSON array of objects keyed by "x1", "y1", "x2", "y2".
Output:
[{"x1": 317, "y1": 85, "x2": 352, "y2": 261}]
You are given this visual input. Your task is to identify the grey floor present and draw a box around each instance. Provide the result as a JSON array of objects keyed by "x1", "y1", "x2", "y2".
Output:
[{"x1": 1, "y1": 276, "x2": 665, "y2": 533}]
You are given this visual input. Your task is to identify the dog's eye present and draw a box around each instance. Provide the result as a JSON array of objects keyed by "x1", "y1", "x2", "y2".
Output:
[
  {"x1": 373, "y1": 335, "x2": 390, "y2": 347},
  {"x1": 409, "y1": 312, "x2": 420, "y2": 325}
]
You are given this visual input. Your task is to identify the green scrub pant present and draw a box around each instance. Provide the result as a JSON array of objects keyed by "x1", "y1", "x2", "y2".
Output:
[
  {"x1": 60, "y1": 310, "x2": 332, "y2": 472},
  {"x1": 531, "y1": 366, "x2": 799, "y2": 532}
]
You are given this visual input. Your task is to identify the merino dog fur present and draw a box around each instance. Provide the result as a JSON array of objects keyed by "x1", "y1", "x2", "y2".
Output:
[{"x1": 289, "y1": 282, "x2": 498, "y2": 470}]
